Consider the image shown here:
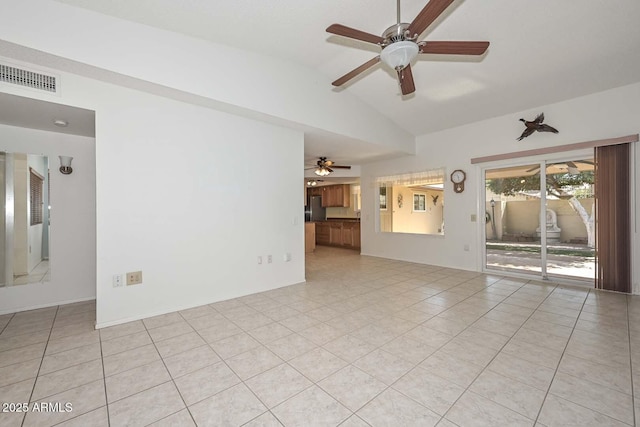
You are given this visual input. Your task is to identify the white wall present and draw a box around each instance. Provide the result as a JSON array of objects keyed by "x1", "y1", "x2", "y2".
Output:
[
  {"x1": 0, "y1": 125, "x2": 96, "y2": 313},
  {"x1": 94, "y1": 86, "x2": 306, "y2": 327},
  {"x1": 362, "y1": 82, "x2": 640, "y2": 294},
  {"x1": 1, "y1": 59, "x2": 306, "y2": 325}
]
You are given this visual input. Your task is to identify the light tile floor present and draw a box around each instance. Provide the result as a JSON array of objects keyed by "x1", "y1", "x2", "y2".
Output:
[{"x1": 0, "y1": 246, "x2": 638, "y2": 426}]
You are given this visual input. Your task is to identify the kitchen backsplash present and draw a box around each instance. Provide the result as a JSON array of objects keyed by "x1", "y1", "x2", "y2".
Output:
[{"x1": 326, "y1": 206, "x2": 359, "y2": 219}]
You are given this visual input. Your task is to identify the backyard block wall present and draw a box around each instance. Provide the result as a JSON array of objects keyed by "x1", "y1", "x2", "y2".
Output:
[{"x1": 503, "y1": 199, "x2": 594, "y2": 243}]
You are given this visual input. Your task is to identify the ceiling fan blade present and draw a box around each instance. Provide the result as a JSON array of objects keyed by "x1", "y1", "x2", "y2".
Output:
[
  {"x1": 526, "y1": 166, "x2": 540, "y2": 173},
  {"x1": 407, "y1": 0, "x2": 455, "y2": 39},
  {"x1": 397, "y1": 65, "x2": 416, "y2": 95},
  {"x1": 419, "y1": 41, "x2": 490, "y2": 55},
  {"x1": 332, "y1": 56, "x2": 380, "y2": 86},
  {"x1": 565, "y1": 161, "x2": 578, "y2": 169},
  {"x1": 326, "y1": 24, "x2": 384, "y2": 45},
  {"x1": 331, "y1": 165, "x2": 352, "y2": 169}
]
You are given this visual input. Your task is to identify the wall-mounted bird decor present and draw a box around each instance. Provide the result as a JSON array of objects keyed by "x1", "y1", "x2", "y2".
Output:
[
  {"x1": 517, "y1": 113, "x2": 559, "y2": 141},
  {"x1": 432, "y1": 195, "x2": 439, "y2": 206}
]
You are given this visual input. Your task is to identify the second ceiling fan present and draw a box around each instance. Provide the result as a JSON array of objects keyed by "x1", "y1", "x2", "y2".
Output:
[
  {"x1": 326, "y1": 0, "x2": 490, "y2": 95},
  {"x1": 306, "y1": 157, "x2": 352, "y2": 176}
]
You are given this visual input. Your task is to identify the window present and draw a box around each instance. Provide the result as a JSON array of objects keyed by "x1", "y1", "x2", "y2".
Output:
[
  {"x1": 30, "y1": 168, "x2": 44, "y2": 225},
  {"x1": 376, "y1": 168, "x2": 445, "y2": 235},
  {"x1": 379, "y1": 186, "x2": 387, "y2": 210},
  {"x1": 413, "y1": 193, "x2": 426, "y2": 212}
]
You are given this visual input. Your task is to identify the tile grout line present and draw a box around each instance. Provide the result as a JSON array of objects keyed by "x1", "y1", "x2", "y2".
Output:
[
  {"x1": 288, "y1": 274, "x2": 528, "y2": 424},
  {"x1": 626, "y1": 295, "x2": 636, "y2": 426},
  {"x1": 176, "y1": 308, "x2": 299, "y2": 426},
  {"x1": 209, "y1": 308, "x2": 353, "y2": 426},
  {"x1": 531, "y1": 287, "x2": 589, "y2": 425},
  {"x1": 139, "y1": 313, "x2": 199, "y2": 427},
  {"x1": 437, "y1": 280, "x2": 562, "y2": 424},
  {"x1": 97, "y1": 328, "x2": 111, "y2": 427},
  {"x1": 331, "y1": 274, "x2": 530, "y2": 421},
  {"x1": 0, "y1": 312, "x2": 16, "y2": 335},
  {"x1": 21, "y1": 305, "x2": 59, "y2": 427}
]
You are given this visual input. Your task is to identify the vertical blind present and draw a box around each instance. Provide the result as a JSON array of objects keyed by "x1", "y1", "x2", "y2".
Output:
[{"x1": 594, "y1": 143, "x2": 631, "y2": 293}]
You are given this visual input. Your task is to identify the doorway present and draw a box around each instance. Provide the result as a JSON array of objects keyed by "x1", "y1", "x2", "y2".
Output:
[{"x1": 483, "y1": 156, "x2": 595, "y2": 283}]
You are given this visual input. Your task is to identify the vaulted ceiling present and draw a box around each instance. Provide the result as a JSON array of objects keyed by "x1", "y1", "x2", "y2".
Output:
[{"x1": 12, "y1": 1, "x2": 640, "y2": 168}]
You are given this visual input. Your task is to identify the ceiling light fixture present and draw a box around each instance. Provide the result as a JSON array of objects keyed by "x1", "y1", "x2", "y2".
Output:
[
  {"x1": 314, "y1": 167, "x2": 331, "y2": 177},
  {"x1": 307, "y1": 180, "x2": 318, "y2": 186},
  {"x1": 380, "y1": 40, "x2": 419, "y2": 70},
  {"x1": 53, "y1": 119, "x2": 68, "y2": 127}
]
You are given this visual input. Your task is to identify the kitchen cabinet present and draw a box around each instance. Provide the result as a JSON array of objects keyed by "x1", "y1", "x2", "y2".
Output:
[
  {"x1": 341, "y1": 222, "x2": 361, "y2": 248},
  {"x1": 315, "y1": 222, "x2": 330, "y2": 245},
  {"x1": 341, "y1": 225, "x2": 354, "y2": 248},
  {"x1": 314, "y1": 220, "x2": 360, "y2": 250},
  {"x1": 305, "y1": 223, "x2": 316, "y2": 252},
  {"x1": 321, "y1": 185, "x2": 350, "y2": 208},
  {"x1": 329, "y1": 222, "x2": 343, "y2": 245},
  {"x1": 353, "y1": 225, "x2": 361, "y2": 249}
]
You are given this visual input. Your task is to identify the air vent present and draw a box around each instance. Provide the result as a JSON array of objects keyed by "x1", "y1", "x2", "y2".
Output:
[{"x1": 0, "y1": 63, "x2": 57, "y2": 93}]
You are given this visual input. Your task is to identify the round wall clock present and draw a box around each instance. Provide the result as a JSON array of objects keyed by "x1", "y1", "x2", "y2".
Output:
[{"x1": 451, "y1": 169, "x2": 466, "y2": 193}]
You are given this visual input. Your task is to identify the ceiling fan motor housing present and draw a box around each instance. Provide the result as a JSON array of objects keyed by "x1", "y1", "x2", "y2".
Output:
[
  {"x1": 380, "y1": 23, "x2": 419, "y2": 70},
  {"x1": 382, "y1": 23, "x2": 414, "y2": 45}
]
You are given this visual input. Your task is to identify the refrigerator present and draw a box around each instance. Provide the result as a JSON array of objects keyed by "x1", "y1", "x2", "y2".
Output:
[{"x1": 305, "y1": 195, "x2": 326, "y2": 222}]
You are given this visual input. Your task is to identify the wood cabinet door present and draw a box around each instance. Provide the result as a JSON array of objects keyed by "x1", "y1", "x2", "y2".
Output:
[
  {"x1": 321, "y1": 187, "x2": 329, "y2": 207},
  {"x1": 329, "y1": 224, "x2": 342, "y2": 245},
  {"x1": 341, "y1": 184, "x2": 351, "y2": 207},
  {"x1": 316, "y1": 223, "x2": 330, "y2": 245},
  {"x1": 341, "y1": 226, "x2": 353, "y2": 247},
  {"x1": 353, "y1": 224, "x2": 361, "y2": 248}
]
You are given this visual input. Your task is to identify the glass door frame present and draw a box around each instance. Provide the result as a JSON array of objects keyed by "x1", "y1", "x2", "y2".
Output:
[{"x1": 478, "y1": 148, "x2": 594, "y2": 287}]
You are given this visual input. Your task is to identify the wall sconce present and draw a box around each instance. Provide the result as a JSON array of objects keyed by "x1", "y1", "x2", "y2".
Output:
[{"x1": 59, "y1": 156, "x2": 73, "y2": 174}]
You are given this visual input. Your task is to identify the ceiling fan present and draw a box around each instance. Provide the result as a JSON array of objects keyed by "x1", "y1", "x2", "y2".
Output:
[
  {"x1": 326, "y1": 0, "x2": 490, "y2": 95},
  {"x1": 306, "y1": 157, "x2": 352, "y2": 176}
]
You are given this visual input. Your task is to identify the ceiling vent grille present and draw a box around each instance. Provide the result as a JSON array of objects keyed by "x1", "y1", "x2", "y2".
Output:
[{"x1": 0, "y1": 63, "x2": 57, "y2": 93}]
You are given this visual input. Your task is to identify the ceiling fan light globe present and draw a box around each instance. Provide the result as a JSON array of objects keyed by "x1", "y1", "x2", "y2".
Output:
[
  {"x1": 380, "y1": 41, "x2": 419, "y2": 70},
  {"x1": 315, "y1": 167, "x2": 331, "y2": 177}
]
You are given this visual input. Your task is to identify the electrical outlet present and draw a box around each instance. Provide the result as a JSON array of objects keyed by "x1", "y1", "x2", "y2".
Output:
[
  {"x1": 470, "y1": 214, "x2": 477, "y2": 222},
  {"x1": 257, "y1": 256, "x2": 263, "y2": 265},
  {"x1": 126, "y1": 271, "x2": 143, "y2": 286},
  {"x1": 112, "y1": 274, "x2": 123, "y2": 288},
  {"x1": 284, "y1": 253, "x2": 291, "y2": 262},
  {"x1": 464, "y1": 244, "x2": 470, "y2": 252},
  {"x1": 267, "y1": 255, "x2": 272, "y2": 264}
]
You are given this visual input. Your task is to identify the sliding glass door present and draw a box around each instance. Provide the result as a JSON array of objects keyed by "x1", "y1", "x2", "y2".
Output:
[
  {"x1": 485, "y1": 164, "x2": 542, "y2": 276},
  {"x1": 484, "y1": 156, "x2": 595, "y2": 282}
]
